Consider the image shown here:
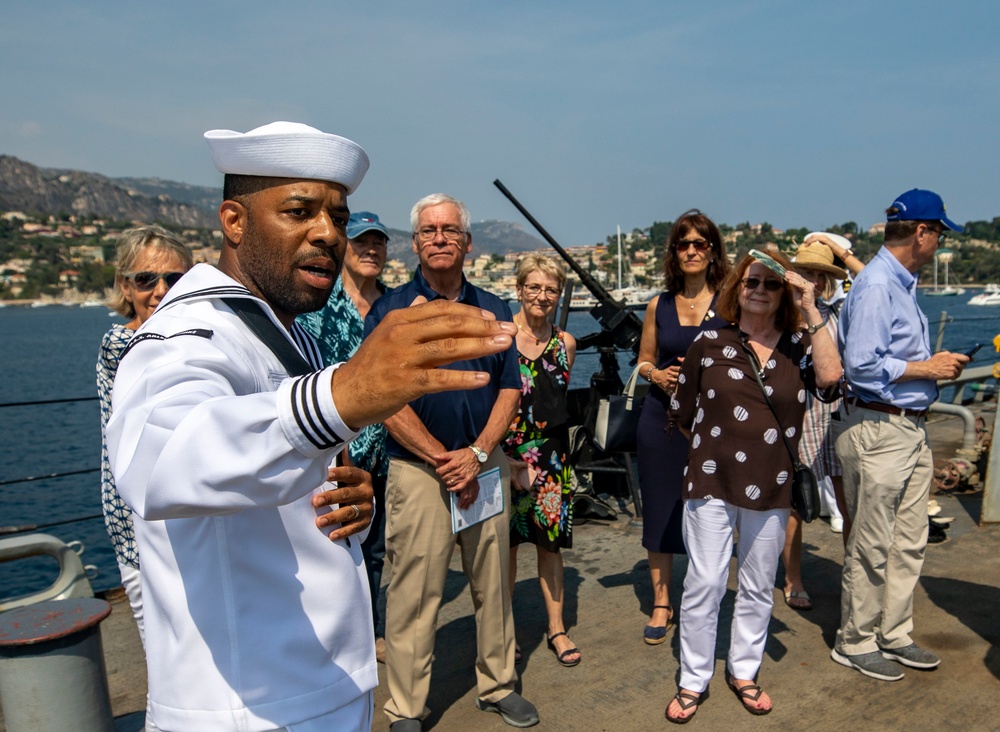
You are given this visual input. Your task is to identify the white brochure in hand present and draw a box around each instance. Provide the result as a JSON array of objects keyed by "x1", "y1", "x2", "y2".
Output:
[{"x1": 451, "y1": 466, "x2": 505, "y2": 533}]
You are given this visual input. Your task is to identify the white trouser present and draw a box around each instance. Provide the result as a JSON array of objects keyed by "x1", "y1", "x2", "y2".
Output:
[
  {"x1": 819, "y1": 475, "x2": 842, "y2": 520},
  {"x1": 264, "y1": 692, "x2": 373, "y2": 732},
  {"x1": 119, "y1": 562, "x2": 159, "y2": 732},
  {"x1": 118, "y1": 562, "x2": 145, "y2": 644},
  {"x1": 679, "y1": 498, "x2": 789, "y2": 691}
]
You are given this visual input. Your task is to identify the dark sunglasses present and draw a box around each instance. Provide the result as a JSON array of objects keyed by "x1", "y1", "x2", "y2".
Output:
[
  {"x1": 127, "y1": 271, "x2": 185, "y2": 291},
  {"x1": 675, "y1": 238, "x2": 712, "y2": 253},
  {"x1": 741, "y1": 276, "x2": 784, "y2": 292}
]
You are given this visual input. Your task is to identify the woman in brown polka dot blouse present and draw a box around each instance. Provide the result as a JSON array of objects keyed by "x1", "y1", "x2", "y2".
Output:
[{"x1": 663, "y1": 251, "x2": 842, "y2": 723}]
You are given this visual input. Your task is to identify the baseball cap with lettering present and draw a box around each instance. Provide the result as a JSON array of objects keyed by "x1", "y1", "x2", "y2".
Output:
[{"x1": 886, "y1": 189, "x2": 962, "y2": 232}]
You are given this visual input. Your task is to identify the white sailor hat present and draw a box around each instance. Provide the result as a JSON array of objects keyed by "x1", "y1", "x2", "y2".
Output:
[{"x1": 204, "y1": 121, "x2": 369, "y2": 195}]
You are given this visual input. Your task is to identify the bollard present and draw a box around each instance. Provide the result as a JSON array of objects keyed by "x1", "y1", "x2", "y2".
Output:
[{"x1": 0, "y1": 597, "x2": 114, "y2": 732}]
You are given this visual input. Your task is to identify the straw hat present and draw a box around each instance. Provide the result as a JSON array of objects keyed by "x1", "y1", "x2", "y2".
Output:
[{"x1": 793, "y1": 236, "x2": 848, "y2": 279}]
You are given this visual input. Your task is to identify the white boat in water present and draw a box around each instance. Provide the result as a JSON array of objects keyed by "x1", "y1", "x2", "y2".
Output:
[
  {"x1": 925, "y1": 249, "x2": 966, "y2": 297},
  {"x1": 968, "y1": 284, "x2": 1000, "y2": 306}
]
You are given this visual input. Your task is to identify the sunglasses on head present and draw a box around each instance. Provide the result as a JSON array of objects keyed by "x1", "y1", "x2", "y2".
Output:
[
  {"x1": 127, "y1": 271, "x2": 185, "y2": 291},
  {"x1": 674, "y1": 238, "x2": 711, "y2": 253},
  {"x1": 741, "y1": 276, "x2": 784, "y2": 292}
]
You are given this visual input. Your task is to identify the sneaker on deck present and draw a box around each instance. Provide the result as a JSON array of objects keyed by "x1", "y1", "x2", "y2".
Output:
[
  {"x1": 830, "y1": 648, "x2": 905, "y2": 681},
  {"x1": 880, "y1": 643, "x2": 941, "y2": 669}
]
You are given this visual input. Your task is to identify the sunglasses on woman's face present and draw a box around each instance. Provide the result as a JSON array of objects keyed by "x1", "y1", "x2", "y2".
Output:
[
  {"x1": 674, "y1": 238, "x2": 711, "y2": 253},
  {"x1": 127, "y1": 271, "x2": 185, "y2": 292},
  {"x1": 741, "y1": 276, "x2": 784, "y2": 292}
]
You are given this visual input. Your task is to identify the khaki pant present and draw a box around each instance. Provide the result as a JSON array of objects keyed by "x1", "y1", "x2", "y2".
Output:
[
  {"x1": 383, "y1": 450, "x2": 515, "y2": 723},
  {"x1": 833, "y1": 406, "x2": 932, "y2": 655}
]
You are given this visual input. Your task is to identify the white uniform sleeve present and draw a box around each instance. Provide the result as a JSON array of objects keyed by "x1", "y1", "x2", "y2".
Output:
[{"x1": 107, "y1": 325, "x2": 358, "y2": 521}]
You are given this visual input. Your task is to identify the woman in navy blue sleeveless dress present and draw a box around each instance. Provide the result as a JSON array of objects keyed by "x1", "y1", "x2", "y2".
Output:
[{"x1": 635, "y1": 210, "x2": 730, "y2": 644}]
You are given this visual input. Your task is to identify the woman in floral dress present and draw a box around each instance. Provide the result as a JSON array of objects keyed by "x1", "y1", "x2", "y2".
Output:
[{"x1": 503, "y1": 254, "x2": 579, "y2": 667}]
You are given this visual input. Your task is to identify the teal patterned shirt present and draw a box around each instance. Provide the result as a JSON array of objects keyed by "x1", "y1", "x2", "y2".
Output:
[{"x1": 298, "y1": 277, "x2": 390, "y2": 478}]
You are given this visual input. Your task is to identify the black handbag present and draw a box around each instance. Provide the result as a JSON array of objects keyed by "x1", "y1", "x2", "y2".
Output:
[
  {"x1": 593, "y1": 364, "x2": 644, "y2": 453},
  {"x1": 739, "y1": 337, "x2": 821, "y2": 522}
]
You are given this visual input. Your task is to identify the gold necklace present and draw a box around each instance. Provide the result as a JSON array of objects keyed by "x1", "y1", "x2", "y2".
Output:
[{"x1": 516, "y1": 314, "x2": 550, "y2": 345}]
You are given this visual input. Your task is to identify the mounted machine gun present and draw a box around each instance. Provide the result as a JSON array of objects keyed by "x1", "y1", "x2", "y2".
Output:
[
  {"x1": 493, "y1": 179, "x2": 644, "y2": 393},
  {"x1": 493, "y1": 180, "x2": 647, "y2": 517}
]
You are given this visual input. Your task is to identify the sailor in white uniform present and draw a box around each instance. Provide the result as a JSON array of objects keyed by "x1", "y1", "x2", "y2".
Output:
[{"x1": 106, "y1": 121, "x2": 517, "y2": 732}]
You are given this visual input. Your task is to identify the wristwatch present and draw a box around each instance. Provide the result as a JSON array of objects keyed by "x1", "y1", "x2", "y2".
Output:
[
  {"x1": 806, "y1": 318, "x2": 828, "y2": 335},
  {"x1": 469, "y1": 445, "x2": 488, "y2": 463}
]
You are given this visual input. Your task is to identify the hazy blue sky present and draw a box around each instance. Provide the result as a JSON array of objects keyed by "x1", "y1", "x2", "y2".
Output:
[{"x1": 2, "y1": 1, "x2": 996, "y2": 245}]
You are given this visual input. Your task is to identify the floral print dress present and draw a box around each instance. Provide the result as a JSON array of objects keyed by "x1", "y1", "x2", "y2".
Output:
[{"x1": 503, "y1": 327, "x2": 573, "y2": 550}]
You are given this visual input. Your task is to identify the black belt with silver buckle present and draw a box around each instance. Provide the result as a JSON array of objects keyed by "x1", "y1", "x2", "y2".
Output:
[{"x1": 848, "y1": 397, "x2": 927, "y2": 419}]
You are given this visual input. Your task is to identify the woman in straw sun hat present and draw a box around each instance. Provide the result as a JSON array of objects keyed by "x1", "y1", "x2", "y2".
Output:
[{"x1": 779, "y1": 233, "x2": 864, "y2": 613}]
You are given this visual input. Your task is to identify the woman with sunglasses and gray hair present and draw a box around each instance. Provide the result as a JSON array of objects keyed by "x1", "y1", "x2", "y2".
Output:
[
  {"x1": 98, "y1": 225, "x2": 194, "y2": 643},
  {"x1": 635, "y1": 210, "x2": 730, "y2": 647},
  {"x1": 664, "y1": 250, "x2": 841, "y2": 722}
]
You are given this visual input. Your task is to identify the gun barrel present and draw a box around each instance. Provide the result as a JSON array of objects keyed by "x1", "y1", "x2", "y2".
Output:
[{"x1": 493, "y1": 179, "x2": 644, "y2": 354}]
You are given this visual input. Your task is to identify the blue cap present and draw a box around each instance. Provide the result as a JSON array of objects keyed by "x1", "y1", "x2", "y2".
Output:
[
  {"x1": 886, "y1": 189, "x2": 962, "y2": 232},
  {"x1": 347, "y1": 211, "x2": 389, "y2": 240}
]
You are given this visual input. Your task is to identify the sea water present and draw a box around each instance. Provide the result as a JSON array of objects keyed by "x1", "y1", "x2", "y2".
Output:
[{"x1": 2, "y1": 295, "x2": 999, "y2": 599}]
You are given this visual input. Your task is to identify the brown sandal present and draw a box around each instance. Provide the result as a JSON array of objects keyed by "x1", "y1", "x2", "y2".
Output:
[
  {"x1": 726, "y1": 671, "x2": 771, "y2": 716},
  {"x1": 665, "y1": 690, "x2": 704, "y2": 724}
]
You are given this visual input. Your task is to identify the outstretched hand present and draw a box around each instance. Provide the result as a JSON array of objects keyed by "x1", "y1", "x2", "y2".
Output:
[{"x1": 332, "y1": 300, "x2": 517, "y2": 429}]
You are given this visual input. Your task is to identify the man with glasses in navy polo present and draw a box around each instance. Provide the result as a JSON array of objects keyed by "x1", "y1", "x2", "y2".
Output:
[
  {"x1": 831, "y1": 189, "x2": 969, "y2": 681},
  {"x1": 365, "y1": 193, "x2": 538, "y2": 730}
]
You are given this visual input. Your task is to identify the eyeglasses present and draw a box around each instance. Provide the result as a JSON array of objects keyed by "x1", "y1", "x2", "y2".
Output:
[
  {"x1": 923, "y1": 224, "x2": 946, "y2": 244},
  {"x1": 522, "y1": 284, "x2": 562, "y2": 298},
  {"x1": 414, "y1": 226, "x2": 466, "y2": 242},
  {"x1": 741, "y1": 276, "x2": 784, "y2": 292},
  {"x1": 126, "y1": 271, "x2": 185, "y2": 291},
  {"x1": 675, "y1": 238, "x2": 711, "y2": 253}
]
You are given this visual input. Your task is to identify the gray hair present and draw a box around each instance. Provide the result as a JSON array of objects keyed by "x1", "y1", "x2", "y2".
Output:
[
  {"x1": 109, "y1": 225, "x2": 194, "y2": 318},
  {"x1": 410, "y1": 193, "x2": 471, "y2": 234},
  {"x1": 515, "y1": 253, "x2": 567, "y2": 290}
]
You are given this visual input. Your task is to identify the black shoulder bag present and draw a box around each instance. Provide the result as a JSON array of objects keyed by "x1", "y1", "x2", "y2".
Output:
[{"x1": 739, "y1": 336, "x2": 820, "y2": 522}]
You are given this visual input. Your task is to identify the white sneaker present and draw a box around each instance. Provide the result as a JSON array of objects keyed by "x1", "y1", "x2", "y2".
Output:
[{"x1": 830, "y1": 516, "x2": 844, "y2": 533}]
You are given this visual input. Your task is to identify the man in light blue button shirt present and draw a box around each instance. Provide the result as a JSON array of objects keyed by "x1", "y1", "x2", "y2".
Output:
[{"x1": 831, "y1": 189, "x2": 969, "y2": 682}]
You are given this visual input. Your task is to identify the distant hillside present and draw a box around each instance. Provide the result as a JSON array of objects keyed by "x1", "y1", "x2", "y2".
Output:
[
  {"x1": 383, "y1": 220, "x2": 546, "y2": 268},
  {"x1": 115, "y1": 176, "x2": 221, "y2": 212},
  {"x1": 0, "y1": 155, "x2": 547, "y2": 260},
  {"x1": 0, "y1": 156, "x2": 218, "y2": 228}
]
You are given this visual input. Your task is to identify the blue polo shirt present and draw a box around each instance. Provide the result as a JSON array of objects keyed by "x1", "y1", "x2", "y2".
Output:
[
  {"x1": 838, "y1": 246, "x2": 937, "y2": 409},
  {"x1": 363, "y1": 267, "x2": 519, "y2": 461}
]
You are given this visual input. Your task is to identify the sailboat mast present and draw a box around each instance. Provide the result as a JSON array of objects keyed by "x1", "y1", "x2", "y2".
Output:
[{"x1": 617, "y1": 225, "x2": 622, "y2": 290}]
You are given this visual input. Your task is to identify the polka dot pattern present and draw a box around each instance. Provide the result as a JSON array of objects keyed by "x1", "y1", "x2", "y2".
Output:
[{"x1": 668, "y1": 325, "x2": 820, "y2": 510}]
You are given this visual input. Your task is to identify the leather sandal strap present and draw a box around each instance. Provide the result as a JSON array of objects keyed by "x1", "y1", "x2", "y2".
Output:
[
  {"x1": 547, "y1": 631, "x2": 567, "y2": 642},
  {"x1": 674, "y1": 691, "x2": 701, "y2": 710},
  {"x1": 557, "y1": 647, "x2": 581, "y2": 661},
  {"x1": 732, "y1": 683, "x2": 764, "y2": 702}
]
